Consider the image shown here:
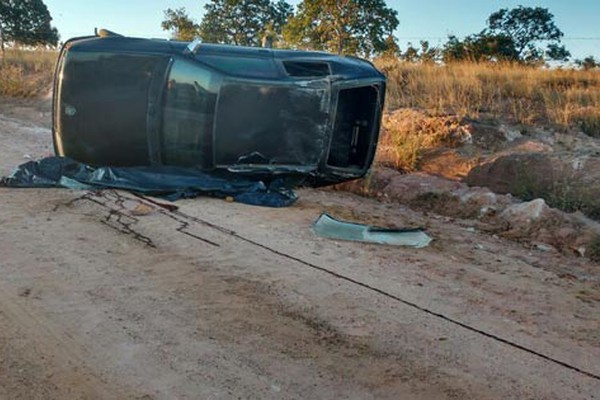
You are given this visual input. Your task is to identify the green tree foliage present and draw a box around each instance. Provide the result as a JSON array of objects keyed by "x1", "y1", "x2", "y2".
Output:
[
  {"x1": 198, "y1": 0, "x2": 293, "y2": 47},
  {"x1": 283, "y1": 0, "x2": 399, "y2": 57},
  {"x1": 441, "y1": 6, "x2": 570, "y2": 64},
  {"x1": 545, "y1": 42, "x2": 571, "y2": 62},
  {"x1": 485, "y1": 6, "x2": 569, "y2": 62},
  {"x1": 402, "y1": 43, "x2": 419, "y2": 63},
  {"x1": 161, "y1": 8, "x2": 201, "y2": 41},
  {"x1": 575, "y1": 56, "x2": 600, "y2": 71},
  {"x1": 379, "y1": 34, "x2": 400, "y2": 59},
  {"x1": 0, "y1": 0, "x2": 59, "y2": 54},
  {"x1": 442, "y1": 34, "x2": 519, "y2": 63},
  {"x1": 417, "y1": 41, "x2": 439, "y2": 64},
  {"x1": 400, "y1": 41, "x2": 439, "y2": 63}
]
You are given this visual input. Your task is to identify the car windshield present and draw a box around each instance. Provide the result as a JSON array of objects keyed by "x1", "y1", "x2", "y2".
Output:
[{"x1": 162, "y1": 59, "x2": 219, "y2": 167}]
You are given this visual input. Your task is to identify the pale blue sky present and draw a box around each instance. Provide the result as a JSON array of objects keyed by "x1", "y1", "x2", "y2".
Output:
[{"x1": 44, "y1": 0, "x2": 600, "y2": 59}]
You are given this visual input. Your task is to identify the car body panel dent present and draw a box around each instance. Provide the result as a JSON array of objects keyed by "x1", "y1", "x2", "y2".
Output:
[{"x1": 53, "y1": 34, "x2": 386, "y2": 186}]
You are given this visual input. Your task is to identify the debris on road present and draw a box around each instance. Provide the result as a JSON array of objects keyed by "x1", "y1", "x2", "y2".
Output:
[{"x1": 313, "y1": 213, "x2": 432, "y2": 247}]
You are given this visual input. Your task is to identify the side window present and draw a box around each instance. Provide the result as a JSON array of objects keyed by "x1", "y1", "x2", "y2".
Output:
[
  {"x1": 198, "y1": 54, "x2": 280, "y2": 78},
  {"x1": 162, "y1": 59, "x2": 219, "y2": 167}
]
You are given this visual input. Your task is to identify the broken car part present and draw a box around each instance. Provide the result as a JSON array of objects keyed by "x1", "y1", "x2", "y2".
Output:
[{"x1": 313, "y1": 214, "x2": 432, "y2": 247}]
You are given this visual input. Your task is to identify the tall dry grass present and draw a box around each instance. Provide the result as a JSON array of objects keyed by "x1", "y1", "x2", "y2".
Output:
[
  {"x1": 2, "y1": 50, "x2": 599, "y2": 132},
  {"x1": 0, "y1": 49, "x2": 57, "y2": 97},
  {"x1": 375, "y1": 59, "x2": 600, "y2": 222},
  {"x1": 377, "y1": 59, "x2": 600, "y2": 137}
]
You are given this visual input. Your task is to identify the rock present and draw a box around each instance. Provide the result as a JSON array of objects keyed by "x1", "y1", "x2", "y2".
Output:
[
  {"x1": 457, "y1": 186, "x2": 498, "y2": 205},
  {"x1": 465, "y1": 153, "x2": 556, "y2": 196},
  {"x1": 479, "y1": 205, "x2": 497, "y2": 219},
  {"x1": 382, "y1": 172, "x2": 464, "y2": 203},
  {"x1": 499, "y1": 199, "x2": 550, "y2": 227},
  {"x1": 467, "y1": 122, "x2": 508, "y2": 150},
  {"x1": 337, "y1": 165, "x2": 600, "y2": 262},
  {"x1": 499, "y1": 124, "x2": 522, "y2": 142},
  {"x1": 534, "y1": 243, "x2": 555, "y2": 252},
  {"x1": 466, "y1": 152, "x2": 600, "y2": 221},
  {"x1": 555, "y1": 227, "x2": 578, "y2": 241},
  {"x1": 418, "y1": 148, "x2": 477, "y2": 180},
  {"x1": 130, "y1": 203, "x2": 155, "y2": 216}
]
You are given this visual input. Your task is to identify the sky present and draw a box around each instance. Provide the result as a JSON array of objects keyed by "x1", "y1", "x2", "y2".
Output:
[{"x1": 43, "y1": 0, "x2": 600, "y2": 60}]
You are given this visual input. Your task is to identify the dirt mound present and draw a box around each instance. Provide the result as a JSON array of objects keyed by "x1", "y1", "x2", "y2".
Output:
[
  {"x1": 377, "y1": 109, "x2": 472, "y2": 171},
  {"x1": 379, "y1": 108, "x2": 600, "y2": 222},
  {"x1": 465, "y1": 153, "x2": 556, "y2": 195},
  {"x1": 337, "y1": 167, "x2": 600, "y2": 262},
  {"x1": 418, "y1": 148, "x2": 477, "y2": 179},
  {"x1": 466, "y1": 152, "x2": 600, "y2": 220}
]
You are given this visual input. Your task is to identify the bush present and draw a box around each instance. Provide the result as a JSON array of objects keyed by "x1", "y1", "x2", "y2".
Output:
[{"x1": 0, "y1": 49, "x2": 57, "y2": 97}]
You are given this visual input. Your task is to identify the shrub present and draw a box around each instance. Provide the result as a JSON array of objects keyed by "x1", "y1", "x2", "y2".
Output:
[{"x1": 0, "y1": 49, "x2": 57, "y2": 97}]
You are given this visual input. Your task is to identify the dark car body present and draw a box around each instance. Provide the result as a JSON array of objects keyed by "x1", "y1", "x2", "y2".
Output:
[{"x1": 53, "y1": 33, "x2": 385, "y2": 186}]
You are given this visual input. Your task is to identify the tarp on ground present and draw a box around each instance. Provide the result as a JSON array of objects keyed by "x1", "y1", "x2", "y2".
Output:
[{"x1": 1, "y1": 157, "x2": 297, "y2": 207}]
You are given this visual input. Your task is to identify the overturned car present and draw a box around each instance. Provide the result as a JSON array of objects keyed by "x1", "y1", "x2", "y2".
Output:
[{"x1": 53, "y1": 31, "x2": 385, "y2": 186}]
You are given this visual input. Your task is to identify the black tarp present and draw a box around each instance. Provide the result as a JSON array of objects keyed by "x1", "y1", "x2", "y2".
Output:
[{"x1": 1, "y1": 157, "x2": 297, "y2": 207}]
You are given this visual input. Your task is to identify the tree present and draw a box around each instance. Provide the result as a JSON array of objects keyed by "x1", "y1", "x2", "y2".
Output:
[
  {"x1": 161, "y1": 8, "x2": 201, "y2": 41},
  {"x1": 0, "y1": 0, "x2": 59, "y2": 54},
  {"x1": 575, "y1": 56, "x2": 600, "y2": 71},
  {"x1": 418, "y1": 41, "x2": 439, "y2": 64},
  {"x1": 399, "y1": 41, "x2": 440, "y2": 64},
  {"x1": 379, "y1": 34, "x2": 400, "y2": 59},
  {"x1": 197, "y1": 0, "x2": 293, "y2": 47},
  {"x1": 441, "y1": 6, "x2": 570, "y2": 64},
  {"x1": 545, "y1": 43, "x2": 570, "y2": 62},
  {"x1": 401, "y1": 42, "x2": 419, "y2": 63},
  {"x1": 441, "y1": 35, "x2": 469, "y2": 63},
  {"x1": 485, "y1": 6, "x2": 570, "y2": 62},
  {"x1": 283, "y1": 0, "x2": 399, "y2": 57},
  {"x1": 442, "y1": 33, "x2": 519, "y2": 63}
]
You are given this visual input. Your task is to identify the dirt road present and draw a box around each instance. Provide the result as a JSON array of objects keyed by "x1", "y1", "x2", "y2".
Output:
[{"x1": 1, "y1": 99, "x2": 599, "y2": 399}]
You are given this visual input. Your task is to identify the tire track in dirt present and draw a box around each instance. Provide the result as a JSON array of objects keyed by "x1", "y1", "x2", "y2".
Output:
[
  {"x1": 130, "y1": 193, "x2": 600, "y2": 381},
  {"x1": 70, "y1": 190, "x2": 600, "y2": 381},
  {"x1": 1, "y1": 188, "x2": 597, "y2": 399},
  {"x1": 0, "y1": 282, "x2": 139, "y2": 399}
]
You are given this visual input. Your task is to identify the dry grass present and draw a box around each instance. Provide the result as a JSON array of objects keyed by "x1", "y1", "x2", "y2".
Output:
[
  {"x1": 3, "y1": 49, "x2": 599, "y2": 130},
  {"x1": 377, "y1": 59, "x2": 600, "y2": 137},
  {"x1": 375, "y1": 59, "x2": 600, "y2": 221},
  {"x1": 0, "y1": 49, "x2": 57, "y2": 97},
  {"x1": 376, "y1": 108, "x2": 470, "y2": 171}
]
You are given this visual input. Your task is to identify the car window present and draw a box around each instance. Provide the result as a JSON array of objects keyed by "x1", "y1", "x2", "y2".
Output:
[
  {"x1": 198, "y1": 54, "x2": 280, "y2": 78},
  {"x1": 162, "y1": 59, "x2": 219, "y2": 167}
]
